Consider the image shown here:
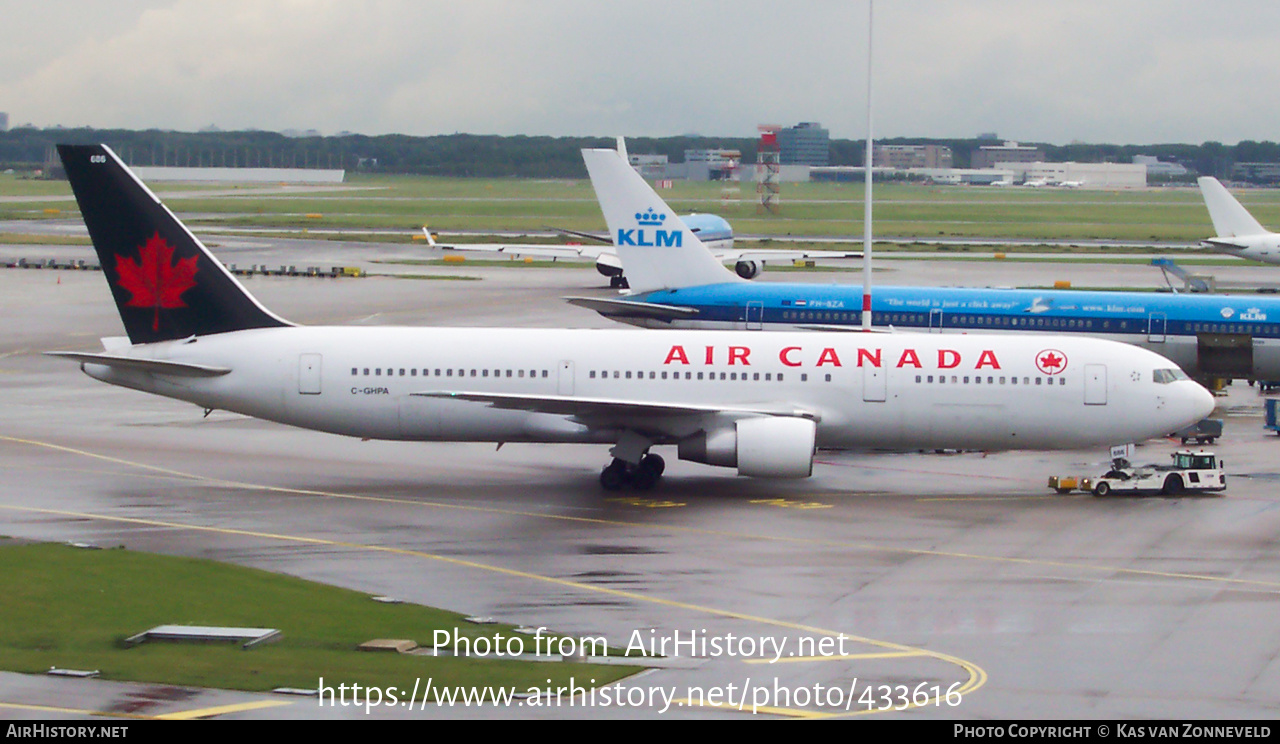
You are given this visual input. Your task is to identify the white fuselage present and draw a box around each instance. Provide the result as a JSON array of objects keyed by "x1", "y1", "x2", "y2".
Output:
[{"x1": 81, "y1": 326, "x2": 1213, "y2": 453}]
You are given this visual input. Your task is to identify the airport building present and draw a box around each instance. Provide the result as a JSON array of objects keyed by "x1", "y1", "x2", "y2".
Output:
[
  {"x1": 971, "y1": 141, "x2": 1045, "y2": 169},
  {"x1": 1000, "y1": 161, "x2": 1147, "y2": 189},
  {"x1": 1133, "y1": 155, "x2": 1188, "y2": 177},
  {"x1": 778, "y1": 122, "x2": 830, "y2": 166},
  {"x1": 683, "y1": 149, "x2": 741, "y2": 181},
  {"x1": 1231, "y1": 162, "x2": 1280, "y2": 184},
  {"x1": 0, "y1": 112, "x2": 8, "y2": 132},
  {"x1": 627, "y1": 153, "x2": 671, "y2": 180},
  {"x1": 873, "y1": 144, "x2": 953, "y2": 169}
]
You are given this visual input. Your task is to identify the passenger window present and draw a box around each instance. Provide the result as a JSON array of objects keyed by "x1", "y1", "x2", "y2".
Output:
[{"x1": 351, "y1": 368, "x2": 358, "y2": 376}]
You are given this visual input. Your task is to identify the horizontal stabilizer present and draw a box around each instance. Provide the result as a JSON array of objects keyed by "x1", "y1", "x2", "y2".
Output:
[
  {"x1": 564, "y1": 296, "x2": 700, "y2": 321},
  {"x1": 412, "y1": 390, "x2": 818, "y2": 422},
  {"x1": 44, "y1": 351, "x2": 232, "y2": 377}
]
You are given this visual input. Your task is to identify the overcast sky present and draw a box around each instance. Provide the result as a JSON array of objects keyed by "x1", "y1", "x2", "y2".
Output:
[{"x1": 3, "y1": 1, "x2": 1278, "y2": 145}]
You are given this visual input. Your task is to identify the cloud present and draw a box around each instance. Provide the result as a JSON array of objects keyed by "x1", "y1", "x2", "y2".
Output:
[{"x1": 2, "y1": 0, "x2": 1279, "y2": 144}]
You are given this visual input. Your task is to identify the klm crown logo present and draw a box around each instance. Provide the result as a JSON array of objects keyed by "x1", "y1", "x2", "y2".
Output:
[
  {"x1": 635, "y1": 208, "x2": 667, "y2": 226},
  {"x1": 618, "y1": 206, "x2": 682, "y2": 248}
]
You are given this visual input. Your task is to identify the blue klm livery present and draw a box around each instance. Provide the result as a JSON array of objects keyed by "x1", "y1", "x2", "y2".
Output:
[
  {"x1": 608, "y1": 282, "x2": 1280, "y2": 381},
  {"x1": 578, "y1": 147, "x2": 1280, "y2": 381}
]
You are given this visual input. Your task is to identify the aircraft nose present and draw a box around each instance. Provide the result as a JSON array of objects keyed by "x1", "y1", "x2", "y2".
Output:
[
  {"x1": 1191, "y1": 382, "x2": 1216, "y2": 421},
  {"x1": 1173, "y1": 381, "x2": 1216, "y2": 428}
]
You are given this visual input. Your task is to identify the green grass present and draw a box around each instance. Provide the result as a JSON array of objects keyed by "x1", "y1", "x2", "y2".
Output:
[
  {"x1": 0, "y1": 232, "x2": 91, "y2": 246},
  {"x1": 6, "y1": 170, "x2": 1280, "y2": 244},
  {"x1": 0, "y1": 543, "x2": 642, "y2": 694}
]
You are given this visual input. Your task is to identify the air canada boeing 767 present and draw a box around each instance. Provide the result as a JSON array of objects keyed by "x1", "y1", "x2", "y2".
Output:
[{"x1": 49, "y1": 144, "x2": 1212, "y2": 491}]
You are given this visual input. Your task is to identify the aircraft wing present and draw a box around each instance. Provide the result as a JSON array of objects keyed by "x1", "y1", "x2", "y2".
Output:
[
  {"x1": 548, "y1": 227, "x2": 612, "y2": 245},
  {"x1": 44, "y1": 351, "x2": 232, "y2": 377},
  {"x1": 411, "y1": 390, "x2": 818, "y2": 422},
  {"x1": 714, "y1": 249, "x2": 864, "y2": 263},
  {"x1": 563, "y1": 296, "x2": 700, "y2": 321},
  {"x1": 438, "y1": 244, "x2": 608, "y2": 260},
  {"x1": 793, "y1": 324, "x2": 896, "y2": 333}
]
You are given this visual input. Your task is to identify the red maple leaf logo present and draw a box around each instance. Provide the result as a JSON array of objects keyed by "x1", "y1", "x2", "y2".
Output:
[
  {"x1": 1036, "y1": 349, "x2": 1067, "y2": 375},
  {"x1": 115, "y1": 232, "x2": 199, "y2": 332}
]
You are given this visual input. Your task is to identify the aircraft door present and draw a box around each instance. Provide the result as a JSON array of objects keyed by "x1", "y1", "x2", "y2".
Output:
[
  {"x1": 1148, "y1": 312, "x2": 1167, "y2": 343},
  {"x1": 298, "y1": 353, "x2": 322, "y2": 395},
  {"x1": 746, "y1": 301, "x2": 764, "y2": 331},
  {"x1": 1083, "y1": 364, "x2": 1107, "y2": 405},
  {"x1": 929, "y1": 309, "x2": 944, "y2": 333},
  {"x1": 557, "y1": 360, "x2": 575, "y2": 396}
]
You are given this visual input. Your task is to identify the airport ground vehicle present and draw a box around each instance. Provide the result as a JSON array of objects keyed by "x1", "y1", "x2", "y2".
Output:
[
  {"x1": 1266, "y1": 399, "x2": 1280, "y2": 435},
  {"x1": 1082, "y1": 451, "x2": 1226, "y2": 496},
  {"x1": 1171, "y1": 418, "x2": 1223, "y2": 444}
]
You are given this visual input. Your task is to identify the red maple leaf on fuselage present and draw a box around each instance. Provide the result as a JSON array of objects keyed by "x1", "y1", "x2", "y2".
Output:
[
  {"x1": 1040, "y1": 352, "x2": 1063, "y2": 369},
  {"x1": 115, "y1": 232, "x2": 199, "y2": 332}
]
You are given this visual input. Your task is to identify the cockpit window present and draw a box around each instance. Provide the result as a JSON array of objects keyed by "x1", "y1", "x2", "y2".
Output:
[{"x1": 1153, "y1": 368, "x2": 1189, "y2": 384}]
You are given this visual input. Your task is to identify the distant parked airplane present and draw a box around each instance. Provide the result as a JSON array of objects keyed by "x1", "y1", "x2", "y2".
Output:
[{"x1": 1198, "y1": 176, "x2": 1280, "y2": 264}]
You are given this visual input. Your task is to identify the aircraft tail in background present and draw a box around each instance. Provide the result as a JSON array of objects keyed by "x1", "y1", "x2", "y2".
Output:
[
  {"x1": 1197, "y1": 176, "x2": 1280, "y2": 264},
  {"x1": 581, "y1": 147, "x2": 739, "y2": 293}
]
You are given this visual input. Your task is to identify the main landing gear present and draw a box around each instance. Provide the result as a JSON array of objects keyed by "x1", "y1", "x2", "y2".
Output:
[{"x1": 600, "y1": 454, "x2": 665, "y2": 491}]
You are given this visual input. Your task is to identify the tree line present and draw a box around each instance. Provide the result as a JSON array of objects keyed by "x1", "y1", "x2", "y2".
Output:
[{"x1": 1, "y1": 127, "x2": 1275, "y2": 180}]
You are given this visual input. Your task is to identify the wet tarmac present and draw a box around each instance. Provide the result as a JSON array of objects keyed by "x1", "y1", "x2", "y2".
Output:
[{"x1": 2, "y1": 240, "x2": 1280, "y2": 719}]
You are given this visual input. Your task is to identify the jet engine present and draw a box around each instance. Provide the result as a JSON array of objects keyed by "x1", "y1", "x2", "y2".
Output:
[
  {"x1": 677, "y1": 417, "x2": 815, "y2": 477},
  {"x1": 595, "y1": 254, "x2": 629, "y2": 288},
  {"x1": 734, "y1": 260, "x2": 761, "y2": 279}
]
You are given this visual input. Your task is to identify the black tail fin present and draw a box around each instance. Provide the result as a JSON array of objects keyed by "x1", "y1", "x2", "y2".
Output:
[{"x1": 57, "y1": 144, "x2": 291, "y2": 344}]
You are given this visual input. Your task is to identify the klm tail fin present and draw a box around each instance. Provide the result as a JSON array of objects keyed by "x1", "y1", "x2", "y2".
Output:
[
  {"x1": 57, "y1": 144, "x2": 291, "y2": 345},
  {"x1": 1198, "y1": 176, "x2": 1267, "y2": 237},
  {"x1": 582, "y1": 147, "x2": 737, "y2": 293}
]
